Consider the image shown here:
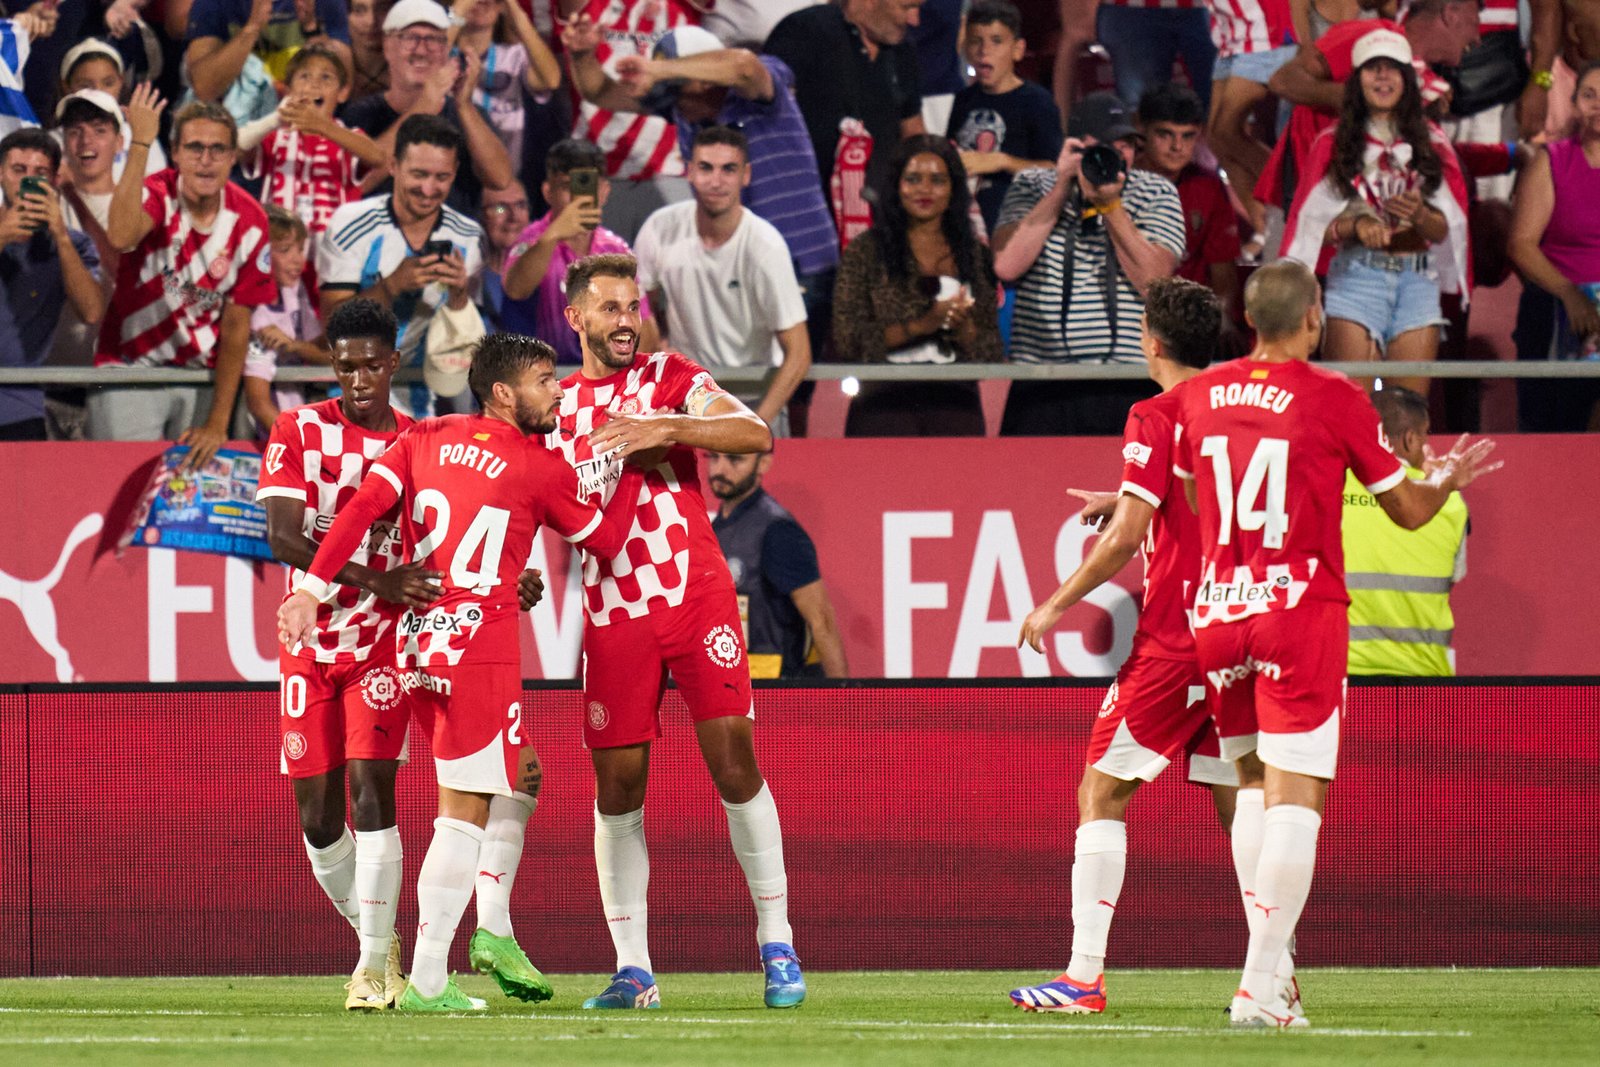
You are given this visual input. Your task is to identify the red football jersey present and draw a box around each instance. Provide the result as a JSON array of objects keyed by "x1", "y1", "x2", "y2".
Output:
[
  {"x1": 256, "y1": 399, "x2": 413, "y2": 663},
  {"x1": 1173, "y1": 359, "x2": 1405, "y2": 628},
  {"x1": 1119, "y1": 385, "x2": 1201, "y2": 660},
  {"x1": 303, "y1": 415, "x2": 640, "y2": 666},
  {"x1": 547, "y1": 351, "x2": 735, "y2": 626},
  {"x1": 94, "y1": 169, "x2": 277, "y2": 368}
]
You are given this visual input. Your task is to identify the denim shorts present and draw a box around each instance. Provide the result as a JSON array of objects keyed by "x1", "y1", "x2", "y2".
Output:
[
  {"x1": 1213, "y1": 44, "x2": 1297, "y2": 85},
  {"x1": 1323, "y1": 247, "x2": 1446, "y2": 349}
]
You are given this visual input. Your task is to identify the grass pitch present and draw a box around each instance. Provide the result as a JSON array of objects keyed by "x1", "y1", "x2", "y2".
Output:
[{"x1": 1, "y1": 970, "x2": 1596, "y2": 1065}]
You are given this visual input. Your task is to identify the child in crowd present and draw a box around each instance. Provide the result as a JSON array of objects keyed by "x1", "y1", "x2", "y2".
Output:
[
  {"x1": 243, "y1": 207, "x2": 328, "y2": 437},
  {"x1": 58, "y1": 39, "x2": 168, "y2": 177},
  {"x1": 238, "y1": 44, "x2": 385, "y2": 242},
  {"x1": 946, "y1": 0, "x2": 1063, "y2": 234},
  {"x1": 454, "y1": 0, "x2": 562, "y2": 166}
]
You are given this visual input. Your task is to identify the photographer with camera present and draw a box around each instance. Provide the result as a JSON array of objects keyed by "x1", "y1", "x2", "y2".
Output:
[{"x1": 993, "y1": 92, "x2": 1186, "y2": 436}]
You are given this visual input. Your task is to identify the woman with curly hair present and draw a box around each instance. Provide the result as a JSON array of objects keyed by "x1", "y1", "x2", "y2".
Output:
[
  {"x1": 832, "y1": 135, "x2": 1002, "y2": 436},
  {"x1": 1281, "y1": 27, "x2": 1469, "y2": 396}
]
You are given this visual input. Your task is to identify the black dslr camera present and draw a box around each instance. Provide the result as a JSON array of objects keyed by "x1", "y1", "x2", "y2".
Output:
[{"x1": 1079, "y1": 143, "x2": 1127, "y2": 188}]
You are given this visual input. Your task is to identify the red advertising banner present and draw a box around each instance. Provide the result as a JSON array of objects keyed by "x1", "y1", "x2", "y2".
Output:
[
  {"x1": 0, "y1": 438, "x2": 1594, "y2": 681},
  {"x1": 0, "y1": 682, "x2": 1594, "y2": 977}
]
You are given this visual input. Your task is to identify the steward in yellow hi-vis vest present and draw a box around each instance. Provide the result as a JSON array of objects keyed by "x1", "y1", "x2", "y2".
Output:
[{"x1": 1340, "y1": 387, "x2": 1468, "y2": 676}]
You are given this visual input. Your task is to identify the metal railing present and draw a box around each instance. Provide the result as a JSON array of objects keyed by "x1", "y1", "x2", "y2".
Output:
[{"x1": 4, "y1": 360, "x2": 1600, "y2": 387}]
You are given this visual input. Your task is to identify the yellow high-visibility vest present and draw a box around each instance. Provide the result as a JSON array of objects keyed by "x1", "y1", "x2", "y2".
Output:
[{"x1": 1341, "y1": 468, "x2": 1468, "y2": 676}]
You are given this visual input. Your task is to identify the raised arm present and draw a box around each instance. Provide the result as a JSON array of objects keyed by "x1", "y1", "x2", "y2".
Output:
[
  {"x1": 501, "y1": 0, "x2": 561, "y2": 92},
  {"x1": 1376, "y1": 435, "x2": 1500, "y2": 531},
  {"x1": 1268, "y1": 45, "x2": 1339, "y2": 111},
  {"x1": 106, "y1": 83, "x2": 165, "y2": 252},
  {"x1": 184, "y1": 0, "x2": 273, "y2": 103}
]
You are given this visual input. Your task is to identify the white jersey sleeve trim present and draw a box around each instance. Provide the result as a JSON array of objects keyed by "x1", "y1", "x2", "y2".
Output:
[
  {"x1": 1120, "y1": 481, "x2": 1163, "y2": 508},
  {"x1": 295, "y1": 574, "x2": 340, "y2": 604},
  {"x1": 1173, "y1": 464, "x2": 1194, "y2": 481},
  {"x1": 563, "y1": 510, "x2": 603, "y2": 545},
  {"x1": 1365, "y1": 465, "x2": 1407, "y2": 495},
  {"x1": 372, "y1": 464, "x2": 403, "y2": 493},
  {"x1": 254, "y1": 486, "x2": 307, "y2": 502}
]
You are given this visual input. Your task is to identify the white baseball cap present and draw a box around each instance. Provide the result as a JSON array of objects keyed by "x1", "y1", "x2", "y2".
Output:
[
  {"x1": 651, "y1": 25, "x2": 724, "y2": 60},
  {"x1": 1351, "y1": 28, "x2": 1413, "y2": 70},
  {"x1": 60, "y1": 39, "x2": 124, "y2": 83},
  {"x1": 383, "y1": 0, "x2": 451, "y2": 33},
  {"x1": 54, "y1": 88, "x2": 127, "y2": 135}
]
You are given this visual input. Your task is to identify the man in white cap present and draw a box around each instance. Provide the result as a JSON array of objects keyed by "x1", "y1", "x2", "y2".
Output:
[
  {"x1": 45, "y1": 88, "x2": 127, "y2": 438},
  {"x1": 343, "y1": 0, "x2": 513, "y2": 216},
  {"x1": 58, "y1": 40, "x2": 169, "y2": 179},
  {"x1": 564, "y1": 18, "x2": 837, "y2": 376}
]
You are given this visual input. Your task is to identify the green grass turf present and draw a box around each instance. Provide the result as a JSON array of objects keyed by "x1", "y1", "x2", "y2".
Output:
[{"x1": 0, "y1": 970, "x2": 1596, "y2": 1065}]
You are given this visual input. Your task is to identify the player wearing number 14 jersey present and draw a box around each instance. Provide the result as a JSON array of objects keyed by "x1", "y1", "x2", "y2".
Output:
[
  {"x1": 1009, "y1": 279, "x2": 1261, "y2": 1016},
  {"x1": 1172, "y1": 261, "x2": 1499, "y2": 1028},
  {"x1": 281, "y1": 334, "x2": 645, "y2": 1013}
]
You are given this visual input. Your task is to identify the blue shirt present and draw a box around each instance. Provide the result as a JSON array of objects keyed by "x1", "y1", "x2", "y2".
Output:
[
  {"x1": 0, "y1": 229, "x2": 100, "y2": 426},
  {"x1": 672, "y1": 56, "x2": 838, "y2": 276},
  {"x1": 186, "y1": 0, "x2": 350, "y2": 44},
  {"x1": 948, "y1": 81, "x2": 1065, "y2": 232}
]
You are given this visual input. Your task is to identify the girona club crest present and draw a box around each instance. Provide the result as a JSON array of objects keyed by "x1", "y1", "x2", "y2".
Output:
[
  {"x1": 361, "y1": 667, "x2": 401, "y2": 711},
  {"x1": 587, "y1": 701, "x2": 609, "y2": 730},
  {"x1": 283, "y1": 731, "x2": 308, "y2": 760},
  {"x1": 704, "y1": 625, "x2": 743, "y2": 669}
]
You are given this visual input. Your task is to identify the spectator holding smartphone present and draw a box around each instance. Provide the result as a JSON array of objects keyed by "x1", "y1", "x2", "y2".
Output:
[
  {"x1": 318, "y1": 113, "x2": 482, "y2": 417},
  {"x1": 500, "y1": 138, "x2": 658, "y2": 365},
  {"x1": 832, "y1": 135, "x2": 1002, "y2": 437},
  {"x1": 0, "y1": 127, "x2": 105, "y2": 441}
]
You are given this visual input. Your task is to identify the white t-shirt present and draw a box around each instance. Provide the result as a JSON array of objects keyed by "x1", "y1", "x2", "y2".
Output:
[
  {"x1": 633, "y1": 201, "x2": 806, "y2": 370},
  {"x1": 700, "y1": 0, "x2": 821, "y2": 47}
]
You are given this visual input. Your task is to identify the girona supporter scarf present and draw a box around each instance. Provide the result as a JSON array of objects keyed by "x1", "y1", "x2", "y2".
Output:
[
  {"x1": 830, "y1": 117, "x2": 874, "y2": 252},
  {"x1": 1280, "y1": 119, "x2": 1472, "y2": 299}
]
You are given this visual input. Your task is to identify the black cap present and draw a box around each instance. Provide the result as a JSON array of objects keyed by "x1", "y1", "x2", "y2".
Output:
[{"x1": 1068, "y1": 91, "x2": 1137, "y2": 143}]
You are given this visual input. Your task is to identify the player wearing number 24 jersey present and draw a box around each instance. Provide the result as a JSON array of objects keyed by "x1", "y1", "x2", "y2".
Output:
[
  {"x1": 1170, "y1": 261, "x2": 1499, "y2": 1029},
  {"x1": 282, "y1": 333, "x2": 646, "y2": 1014}
]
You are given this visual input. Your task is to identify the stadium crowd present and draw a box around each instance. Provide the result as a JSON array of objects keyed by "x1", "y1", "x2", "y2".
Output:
[{"x1": 1, "y1": 0, "x2": 1597, "y2": 448}]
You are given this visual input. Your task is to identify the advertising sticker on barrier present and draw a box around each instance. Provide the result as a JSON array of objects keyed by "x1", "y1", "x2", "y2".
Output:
[{"x1": 126, "y1": 446, "x2": 273, "y2": 561}]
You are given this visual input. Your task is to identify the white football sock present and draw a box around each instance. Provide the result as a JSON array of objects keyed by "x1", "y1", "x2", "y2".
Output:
[
  {"x1": 411, "y1": 817, "x2": 484, "y2": 999},
  {"x1": 1066, "y1": 819, "x2": 1126, "y2": 985},
  {"x1": 476, "y1": 792, "x2": 537, "y2": 939},
  {"x1": 1231, "y1": 788, "x2": 1266, "y2": 943},
  {"x1": 721, "y1": 782, "x2": 793, "y2": 948},
  {"x1": 304, "y1": 829, "x2": 360, "y2": 931},
  {"x1": 595, "y1": 806, "x2": 652, "y2": 974},
  {"x1": 354, "y1": 827, "x2": 402, "y2": 973},
  {"x1": 1241, "y1": 805, "x2": 1321, "y2": 1003}
]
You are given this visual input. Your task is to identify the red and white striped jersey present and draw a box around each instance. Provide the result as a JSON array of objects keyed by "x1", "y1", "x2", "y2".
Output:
[
  {"x1": 1477, "y1": 0, "x2": 1517, "y2": 32},
  {"x1": 256, "y1": 399, "x2": 414, "y2": 664},
  {"x1": 94, "y1": 170, "x2": 277, "y2": 368},
  {"x1": 572, "y1": 0, "x2": 694, "y2": 180},
  {"x1": 1210, "y1": 0, "x2": 1295, "y2": 58},
  {"x1": 247, "y1": 125, "x2": 366, "y2": 237},
  {"x1": 546, "y1": 351, "x2": 735, "y2": 625}
]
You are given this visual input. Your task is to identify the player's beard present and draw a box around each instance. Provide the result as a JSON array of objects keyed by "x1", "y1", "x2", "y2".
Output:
[
  {"x1": 708, "y1": 467, "x2": 760, "y2": 501},
  {"x1": 512, "y1": 396, "x2": 558, "y2": 436},
  {"x1": 586, "y1": 323, "x2": 638, "y2": 370}
]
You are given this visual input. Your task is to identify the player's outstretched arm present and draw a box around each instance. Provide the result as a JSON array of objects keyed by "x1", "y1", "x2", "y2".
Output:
[
  {"x1": 264, "y1": 497, "x2": 441, "y2": 609},
  {"x1": 588, "y1": 394, "x2": 772, "y2": 459},
  {"x1": 1018, "y1": 493, "x2": 1156, "y2": 653},
  {"x1": 289, "y1": 471, "x2": 406, "y2": 606},
  {"x1": 1377, "y1": 434, "x2": 1502, "y2": 531},
  {"x1": 552, "y1": 466, "x2": 649, "y2": 560}
]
